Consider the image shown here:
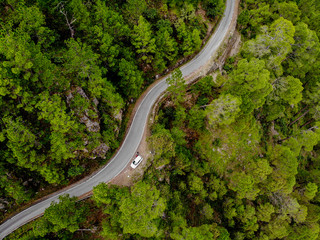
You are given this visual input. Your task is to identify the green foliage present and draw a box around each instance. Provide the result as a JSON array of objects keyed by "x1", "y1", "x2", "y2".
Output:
[
  {"x1": 176, "y1": 20, "x2": 202, "y2": 56},
  {"x1": 206, "y1": 175, "x2": 227, "y2": 201},
  {"x1": 154, "y1": 26, "x2": 178, "y2": 70},
  {"x1": 0, "y1": 0, "x2": 211, "y2": 216},
  {"x1": 287, "y1": 223, "x2": 320, "y2": 240},
  {"x1": 267, "y1": 145, "x2": 298, "y2": 194},
  {"x1": 171, "y1": 224, "x2": 219, "y2": 240},
  {"x1": 298, "y1": 0, "x2": 320, "y2": 38},
  {"x1": 238, "y1": 3, "x2": 272, "y2": 35},
  {"x1": 228, "y1": 172, "x2": 259, "y2": 200},
  {"x1": 117, "y1": 58, "x2": 144, "y2": 99},
  {"x1": 93, "y1": 182, "x2": 166, "y2": 238},
  {"x1": 36, "y1": 91, "x2": 76, "y2": 134},
  {"x1": 5, "y1": 1, "x2": 320, "y2": 240},
  {"x1": 67, "y1": 165, "x2": 85, "y2": 177},
  {"x1": 188, "y1": 173, "x2": 206, "y2": 195},
  {"x1": 33, "y1": 194, "x2": 87, "y2": 237},
  {"x1": 188, "y1": 105, "x2": 206, "y2": 131},
  {"x1": 243, "y1": 17, "x2": 295, "y2": 76},
  {"x1": 0, "y1": 171, "x2": 31, "y2": 204},
  {"x1": 256, "y1": 203, "x2": 275, "y2": 222},
  {"x1": 192, "y1": 75, "x2": 215, "y2": 96},
  {"x1": 206, "y1": 93, "x2": 242, "y2": 126},
  {"x1": 262, "y1": 215, "x2": 290, "y2": 239},
  {"x1": 284, "y1": 22, "x2": 320, "y2": 79},
  {"x1": 304, "y1": 182, "x2": 318, "y2": 200},
  {"x1": 3, "y1": 116, "x2": 43, "y2": 169},
  {"x1": 265, "y1": 75, "x2": 303, "y2": 120},
  {"x1": 201, "y1": 203, "x2": 214, "y2": 220},
  {"x1": 271, "y1": 76, "x2": 303, "y2": 105},
  {"x1": 63, "y1": 38, "x2": 105, "y2": 97},
  {"x1": 93, "y1": 183, "x2": 129, "y2": 208},
  {"x1": 68, "y1": 0, "x2": 91, "y2": 33},
  {"x1": 166, "y1": 69, "x2": 186, "y2": 105},
  {"x1": 43, "y1": 194, "x2": 86, "y2": 233},
  {"x1": 134, "y1": 3, "x2": 320, "y2": 239},
  {"x1": 148, "y1": 124, "x2": 176, "y2": 167},
  {"x1": 298, "y1": 127, "x2": 320, "y2": 152},
  {"x1": 119, "y1": 181, "x2": 166, "y2": 237},
  {"x1": 202, "y1": 0, "x2": 225, "y2": 18},
  {"x1": 131, "y1": 16, "x2": 156, "y2": 64},
  {"x1": 226, "y1": 58, "x2": 272, "y2": 114},
  {"x1": 124, "y1": 0, "x2": 147, "y2": 24},
  {"x1": 249, "y1": 158, "x2": 273, "y2": 183},
  {"x1": 273, "y1": 1, "x2": 301, "y2": 24}
]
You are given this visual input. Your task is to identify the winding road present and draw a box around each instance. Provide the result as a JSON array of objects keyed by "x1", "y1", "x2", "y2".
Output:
[{"x1": 0, "y1": 0, "x2": 236, "y2": 238}]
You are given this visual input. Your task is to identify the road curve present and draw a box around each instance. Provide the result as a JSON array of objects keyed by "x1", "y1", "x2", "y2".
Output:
[{"x1": 0, "y1": 0, "x2": 236, "y2": 238}]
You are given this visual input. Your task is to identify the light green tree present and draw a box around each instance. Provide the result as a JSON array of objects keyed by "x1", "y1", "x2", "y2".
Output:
[
  {"x1": 265, "y1": 76, "x2": 303, "y2": 121},
  {"x1": 249, "y1": 158, "x2": 273, "y2": 183},
  {"x1": 287, "y1": 223, "x2": 320, "y2": 240},
  {"x1": 124, "y1": 0, "x2": 147, "y2": 24},
  {"x1": 148, "y1": 124, "x2": 175, "y2": 167},
  {"x1": 236, "y1": 204, "x2": 259, "y2": 235},
  {"x1": 304, "y1": 182, "x2": 318, "y2": 200},
  {"x1": 206, "y1": 93, "x2": 242, "y2": 126},
  {"x1": 93, "y1": 183, "x2": 129, "y2": 208},
  {"x1": 119, "y1": 181, "x2": 166, "y2": 237},
  {"x1": 131, "y1": 16, "x2": 156, "y2": 64},
  {"x1": 285, "y1": 22, "x2": 320, "y2": 79},
  {"x1": 248, "y1": 3, "x2": 272, "y2": 33},
  {"x1": 267, "y1": 145, "x2": 298, "y2": 194},
  {"x1": 270, "y1": 76, "x2": 303, "y2": 105},
  {"x1": 243, "y1": 17, "x2": 295, "y2": 76},
  {"x1": 63, "y1": 38, "x2": 105, "y2": 97},
  {"x1": 256, "y1": 203, "x2": 275, "y2": 222},
  {"x1": 227, "y1": 58, "x2": 272, "y2": 114},
  {"x1": 228, "y1": 172, "x2": 260, "y2": 200},
  {"x1": 40, "y1": 194, "x2": 86, "y2": 234},
  {"x1": 262, "y1": 215, "x2": 290, "y2": 239},
  {"x1": 176, "y1": 20, "x2": 202, "y2": 56},
  {"x1": 166, "y1": 69, "x2": 186, "y2": 105},
  {"x1": 3, "y1": 116, "x2": 42, "y2": 170},
  {"x1": 188, "y1": 174, "x2": 206, "y2": 196},
  {"x1": 153, "y1": 28, "x2": 178, "y2": 71},
  {"x1": 273, "y1": 1, "x2": 301, "y2": 24},
  {"x1": 171, "y1": 224, "x2": 219, "y2": 240}
]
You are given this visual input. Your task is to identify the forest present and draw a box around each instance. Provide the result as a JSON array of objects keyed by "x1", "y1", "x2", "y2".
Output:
[
  {"x1": 0, "y1": 0, "x2": 222, "y2": 220},
  {"x1": 4, "y1": 0, "x2": 320, "y2": 239}
]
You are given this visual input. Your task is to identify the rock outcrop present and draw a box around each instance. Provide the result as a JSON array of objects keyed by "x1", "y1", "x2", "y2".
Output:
[
  {"x1": 91, "y1": 143, "x2": 109, "y2": 159},
  {"x1": 66, "y1": 86, "x2": 110, "y2": 159},
  {"x1": 66, "y1": 86, "x2": 100, "y2": 132}
]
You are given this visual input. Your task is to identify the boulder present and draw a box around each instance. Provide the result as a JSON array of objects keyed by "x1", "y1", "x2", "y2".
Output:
[{"x1": 92, "y1": 143, "x2": 109, "y2": 159}]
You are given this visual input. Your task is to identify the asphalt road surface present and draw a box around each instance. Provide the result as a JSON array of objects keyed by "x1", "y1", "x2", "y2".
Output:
[{"x1": 0, "y1": 0, "x2": 236, "y2": 238}]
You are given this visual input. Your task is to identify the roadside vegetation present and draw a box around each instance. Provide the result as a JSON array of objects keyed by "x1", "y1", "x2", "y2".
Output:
[
  {"x1": 0, "y1": 0, "x2": 224, "y2": 220},
  {"x1": 5, "y1": 0, "x2": 320, "y2": 239}
]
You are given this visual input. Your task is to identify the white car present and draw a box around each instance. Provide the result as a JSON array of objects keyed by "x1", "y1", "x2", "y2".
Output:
[{"x1": 130, "y1": 155, "x2": 143, "y2": 169}]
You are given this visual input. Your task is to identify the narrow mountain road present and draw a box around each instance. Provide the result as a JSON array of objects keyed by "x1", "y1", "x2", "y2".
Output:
[{"x1": 0, "y1": 0, "x2": 236, "y2": 238}]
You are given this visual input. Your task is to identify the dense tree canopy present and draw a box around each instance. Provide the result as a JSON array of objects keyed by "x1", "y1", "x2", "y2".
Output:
[
  {"x1": 8, "y1": 1, "x2": 320, "y2": 240},
  {"x1": 0, "y1": 0, "x2": 218, "y2": 218}
]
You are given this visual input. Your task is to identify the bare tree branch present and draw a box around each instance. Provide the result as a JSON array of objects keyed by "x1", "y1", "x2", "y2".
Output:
[
  {"x1": 56, "y1": 2, "x2": 76, "y2": 38},
  {"x1": 288, "y1": 109, "x2": 310, "y2": 127}
]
